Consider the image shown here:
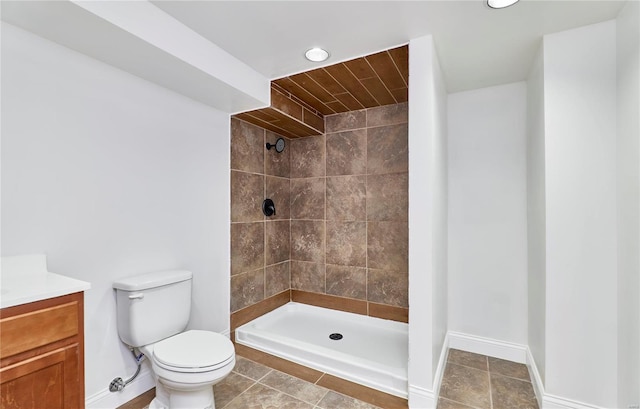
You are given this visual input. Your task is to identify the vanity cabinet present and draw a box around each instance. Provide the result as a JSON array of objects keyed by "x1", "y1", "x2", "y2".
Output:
[{"x1": 0, "y1": 292, "x2": 85, "y2": 409}]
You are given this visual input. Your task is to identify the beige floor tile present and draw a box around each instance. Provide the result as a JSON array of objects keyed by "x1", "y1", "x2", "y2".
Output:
[
  {"x1": 213, "y1": 372, "x2": 255, "y2": 408},
  {"x1": 437, "y1": 397, "x2": 479, "y2": 409},
  {"x1": 316, "y1": 390, "x2": 382, "y2": 409},
  {"x1": 316, "y1": 373, "x2": 408, "y2": 408},
  {"x1": 447, "y1": 349, "x2": 488, "y2": 371},
  {"x1": 488, "y1": 357, "x2": 531, "y2": 381},
  {"x1": 120, "y1": 356, "x2": 397, "y2": 409},
  {"x1": 439, "y1": 363, "x2": 491, "y2": 409},
  {"x1": 224, "y1": 383, "x2": 314, "y2": 409},
  {"x1": 259, "y1": 370, "x2": 328, "y2": 405},
  {"x1": 490, "y1": 374, "x2": 539, "y2": 409},
  {"x1": 233, "y1": 356, "x2": 273, "y2": 380}
]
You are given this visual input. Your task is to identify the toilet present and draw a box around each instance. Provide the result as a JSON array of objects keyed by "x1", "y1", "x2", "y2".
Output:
[{"x1": 113, "y1": 270, "x2": 235, "y2": 409}]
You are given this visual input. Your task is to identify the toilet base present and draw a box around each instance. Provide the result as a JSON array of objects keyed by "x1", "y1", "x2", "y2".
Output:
[
  {"x1": 148, "y1": 382, "x2": 216, "y2": 409},
  {"x1": 142, "y1": 341, "x2": 235, "y2": 409}
]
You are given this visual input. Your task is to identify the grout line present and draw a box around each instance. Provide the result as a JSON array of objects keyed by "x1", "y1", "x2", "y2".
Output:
[
  {"x1": 364, "y1": 106, "x2": 369, "y2": 315},
  {"x1": 322, "y1": 67, "x2": 366, "y2": 111},
  {"x1": 240, "y1": 358, "x2": 390, "y2": 409},
  {"x1": 262, "y1": 128, "x2": 268, "y2": 301},
  {"x1": 235, "y1": 358, "x2": 332, "y2": 407},
  {"x1": 324, "y1": 133, "x2": 328, "y2": 296},
  {"x1": 386, "y1": 49, "x2": 409, "y2": 90},
  {"x1": 299, "y1": 169, "x2": 409, "y2": 180},
  {"x1": 271, "y1": 82, "x2": 322, "y2": 117},
  {"x1": 489, "y1": 372, "x2": 535, "y2": 384},
  {"x1": 255, "y1": 380, "x2": 322, "y2": 407},
  {"x1": 256, "y1": 368, "x2": 274, "y2": 383},
  {"x1": 438, "y1": 396, "x2": 482, "y2": 409},
  {"x1": 446, "y1": 360, "x2": 490, "y2": 373},
  {"x1": 315, "y1": 389, "x2": 330, "y2": 408},
  {"x1": 366, "y1": 54, "x2": 399, "y2": 106},
  {"x1": 264, "y1": 259, "x2": 290, "y2": 268},
  {"x1": 343, "y1": 60, "x2": 381, "y2": 107},
  {"x1": 323, "y1": 119, "x2": 408, "y2": 136},
  {"x1": 220, "y1": 378, "x2": 259, "y2": 409},
  {"x1": 230, "y1": 369, "x2": 265, "y2": 384},
  {"x1": 285, "y1": 75, "x2": 336, "y2": 116},
  {"x1": 298, "y1": 72, "x2": 344, "y2": 112},
  {"x1": 231, "y1": 267, "x2": 265, "y2": 278},
  {"x1": 487, "y1": 357, "x2": 494, "y2": 409}
]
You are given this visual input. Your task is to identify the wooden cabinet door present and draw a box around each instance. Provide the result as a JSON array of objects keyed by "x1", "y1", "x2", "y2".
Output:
[{"x1": 0, "y1": 344, "x2": 80, "y2": 409}]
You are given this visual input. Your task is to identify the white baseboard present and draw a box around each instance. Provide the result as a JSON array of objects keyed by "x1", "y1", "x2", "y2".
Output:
[
  {"x1": 86, "y1": 368, "x2": 155, "y2": 409},
  {"x1": 542, "y1": 394, "x2": 606, "y2": 409},
  {"x1": 409, "y1": 384, "x2": 436, "y2": 409},
  {"x1": 432, "y1": 333, "x2": 450, "y2": 399},
  {"x1": 448, "y1": 332, "x2": 609, "y2": 409},
  {"x1": 525, "y1": 346, "x2": 606, "y2": 409},
  {"x1": 447, "y1": 331, "x2": 528, "y2": 363},
  {"x1": 408, "y1": 334, "x2": 448, "y2": 409},
  {"x1": 526, "y1": 347, "x2": 545, "y2": 408}
]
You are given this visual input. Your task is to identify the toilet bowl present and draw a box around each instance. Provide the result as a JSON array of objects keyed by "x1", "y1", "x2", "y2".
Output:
[
  {"x1": 142, "y1": 330, "x2": 235, "y2": 409},
  {"x1": 113, "y1": 270, "x2": 236, "y2": 409}
]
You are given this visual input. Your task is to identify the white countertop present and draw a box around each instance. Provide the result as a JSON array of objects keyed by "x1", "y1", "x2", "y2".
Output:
[{"x1": 1, "y1": 254, "x2": 91, "y2": 309}]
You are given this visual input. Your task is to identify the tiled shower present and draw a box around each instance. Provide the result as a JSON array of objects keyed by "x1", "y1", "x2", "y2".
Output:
[
  {"x1": 230, "y1": 119, "x2": 292, "y2": 311},
  {"x1": 230, "y1": 101, "x2": 408, "y2": 321}
]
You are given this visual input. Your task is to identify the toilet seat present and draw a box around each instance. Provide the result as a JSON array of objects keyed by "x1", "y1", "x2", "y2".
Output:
[{"x1": 153, "y1": 330, "x2": 235, "y2": 373}]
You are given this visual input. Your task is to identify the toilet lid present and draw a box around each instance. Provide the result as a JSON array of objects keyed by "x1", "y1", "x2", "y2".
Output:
[{"x1": 153, "y1": 330, "x2": 235, "y2": 370}]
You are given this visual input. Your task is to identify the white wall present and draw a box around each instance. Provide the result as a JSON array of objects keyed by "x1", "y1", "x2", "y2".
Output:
[
  {"x1": 408, "y1": 34, "x2": 448, "y2": 409},
  {"x1": 429, "y1": 40, "x2": 448, "y2": 384},
  {"x1": 1, "y1": 22, "x2": 231, "y2": 407},
  {"x1": 543, "y1": 20, "x2": 618, "y2": 407},
  {"x1": 616, "y1": 1, "x2": 640, "y2": 407},
  {"x1": 526, "y1": 44, "x2": 546, "y2": 383},
  {"x1": 447, "y1": 82, "x2": 528, "y2": 345}
]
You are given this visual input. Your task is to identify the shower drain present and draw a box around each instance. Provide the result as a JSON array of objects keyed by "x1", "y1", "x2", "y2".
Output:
[{"x1": 329, "y1": 333, "x2": 343, "y2": 340}]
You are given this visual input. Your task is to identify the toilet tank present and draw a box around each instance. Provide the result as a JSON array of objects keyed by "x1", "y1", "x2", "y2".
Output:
[{"x1": 113, "y1": 270, "x2": 192, "y2": 347}]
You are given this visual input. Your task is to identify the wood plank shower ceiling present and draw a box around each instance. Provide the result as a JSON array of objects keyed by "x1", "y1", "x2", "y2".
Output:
[{"x1": 233, "y1": 45, "x2": 408, "y2": 138}]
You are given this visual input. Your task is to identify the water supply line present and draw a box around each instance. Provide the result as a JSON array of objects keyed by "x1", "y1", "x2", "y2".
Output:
[{"x1": 109, "y1": 347, "x2": 145, "y2": 392}]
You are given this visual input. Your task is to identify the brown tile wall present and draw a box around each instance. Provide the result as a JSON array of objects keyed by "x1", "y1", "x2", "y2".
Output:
[
  {"x1": 230, "y1": 103, "x2": 408, "y2": 320},
  {"x1": 231, "y1": 118, "x2": 291, "y2": 313},
  {"x1": 290, "y1": 102, "x2": 409, "y2": 315}
]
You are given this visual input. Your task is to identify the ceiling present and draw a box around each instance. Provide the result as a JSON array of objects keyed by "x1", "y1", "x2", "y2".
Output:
[
  {"x1": 1, "y1": 0, "x2": 625, "y2": 113},
  {"x1": 153, "y1": 0, "x2": 625, "y2": 93},
  {"x1": 0, "y1": 0, "x2": 271, "y2": 113}
]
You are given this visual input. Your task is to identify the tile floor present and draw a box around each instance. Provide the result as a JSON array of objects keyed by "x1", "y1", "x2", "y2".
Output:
[
  {"x1": 437, "y1": 349, "x2": 539, "y2": 409},
  {"x1": 119, "y1": 355, "x2": 383, "y2": 409},
  {"x1": 120, "y1": 349, "x2": 539, "y2": 409}
]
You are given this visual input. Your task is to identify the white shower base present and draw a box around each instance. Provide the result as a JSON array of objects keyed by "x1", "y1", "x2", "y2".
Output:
[{"x1": 235, "y1": 302, "x2": 408, "y2": 398}]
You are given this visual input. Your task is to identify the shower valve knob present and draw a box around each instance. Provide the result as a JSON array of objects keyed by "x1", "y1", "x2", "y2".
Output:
[{"x1": 262, "y1": 199, "x2": 276, "y2": 217}]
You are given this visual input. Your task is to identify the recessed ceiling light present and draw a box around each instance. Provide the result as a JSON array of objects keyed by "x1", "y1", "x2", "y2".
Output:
[
  {"x1": 487, "y1": 0, "x2": 519, "y2": 9},
  {"x1": 305, "y1": 48, "x2": 330, "y2": 62}
]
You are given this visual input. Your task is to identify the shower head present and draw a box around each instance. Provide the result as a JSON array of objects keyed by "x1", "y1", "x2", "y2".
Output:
[{"x1": 266, "y1": 138, "x2": 285, "y2": 153}]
